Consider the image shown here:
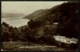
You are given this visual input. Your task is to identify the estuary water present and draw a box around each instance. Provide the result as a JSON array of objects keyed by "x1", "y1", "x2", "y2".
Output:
[{"x1": 1, "y1": 17, "x2": 30, "y2": 27}]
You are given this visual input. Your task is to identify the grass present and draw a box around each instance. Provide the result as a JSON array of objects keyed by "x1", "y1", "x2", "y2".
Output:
[{"x1": 1, "y1": 41, "x2": 66, "y2": 51}]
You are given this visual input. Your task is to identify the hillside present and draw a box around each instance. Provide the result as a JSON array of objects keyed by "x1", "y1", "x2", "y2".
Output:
[
  {"x1": 25, "y1": 2, "x2": 78, "y2": 38},
  {"x1": 47, "y1": 2, "x2": 78, "y2": 38},
  {"x1": 24, "y1": 5, "x2": 60, "y2": 21},
  {"x1": 24, "y1": 9, "x2": 49, "y2": 20}
]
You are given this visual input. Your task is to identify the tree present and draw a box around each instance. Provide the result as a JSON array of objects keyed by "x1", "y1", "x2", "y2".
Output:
[{"x1": 28, "y1": 19, "x2": 43, "y2": 29}]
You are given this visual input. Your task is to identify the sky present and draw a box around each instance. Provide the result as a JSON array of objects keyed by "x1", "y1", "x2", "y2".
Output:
[{"x1": 2, "y1": 1, "x2": 67, "y2": 15}]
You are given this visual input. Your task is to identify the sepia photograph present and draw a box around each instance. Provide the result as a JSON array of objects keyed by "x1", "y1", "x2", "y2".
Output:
[{"x1": 1, "y1": 1, "x2": 78, "y2": 51}]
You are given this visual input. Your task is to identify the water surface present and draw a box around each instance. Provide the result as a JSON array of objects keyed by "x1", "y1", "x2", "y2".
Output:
[{"x1": 1, "y1": 17, "x2": 30, "y2": 27}]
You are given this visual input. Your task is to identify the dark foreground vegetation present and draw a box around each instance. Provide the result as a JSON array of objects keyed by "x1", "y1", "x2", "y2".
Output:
[{"x1": 1, "y1": 1, "x2": 78, "y2": 51}]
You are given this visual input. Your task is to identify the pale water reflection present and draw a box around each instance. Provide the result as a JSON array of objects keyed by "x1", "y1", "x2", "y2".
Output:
[{"x1": 1, "y1": 17, "x2": 30, "y2": 27}]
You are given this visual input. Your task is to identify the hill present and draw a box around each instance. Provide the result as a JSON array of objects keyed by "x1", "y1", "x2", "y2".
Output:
[
  {"x1": 24, "y1": 9, "x2": 49, "y2": 20},
  {"x1": 25, "y1": 2, "x2": 78, "y2": 38}
]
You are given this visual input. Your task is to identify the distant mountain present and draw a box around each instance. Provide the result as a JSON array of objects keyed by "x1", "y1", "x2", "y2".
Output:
[
  {"x1": 2, "y1": 13, "x2": 25, "y2": 18},
  {"x1": 24, "y1": 9, "x2": 49, "y2": 20},
  {"x1": 24, "y1": 5, "x2": 60, "y2": 21}
]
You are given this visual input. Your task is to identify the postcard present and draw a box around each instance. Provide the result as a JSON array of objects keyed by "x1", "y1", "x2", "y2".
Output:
[{"x1": 1, "y1": 1, "x2": 78, "y2": 51}]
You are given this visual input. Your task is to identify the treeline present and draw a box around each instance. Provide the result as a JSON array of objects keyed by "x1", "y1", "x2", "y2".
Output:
[
  {"x1": 1, "y1": 22, "x2": 20, "y2": 41},
  {"x1": 1, "y1": 21, "x2": 55, "y2": 43}
]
